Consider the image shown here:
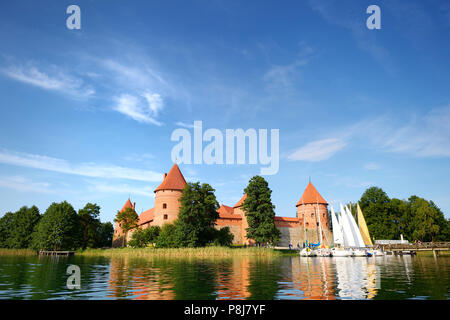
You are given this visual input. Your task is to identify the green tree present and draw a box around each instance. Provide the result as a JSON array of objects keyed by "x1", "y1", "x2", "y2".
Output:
[
  {"x1": 359, "y1": 187, "x2": 394, "y2": 240},
  {"x1": 0, "y1": 212, "x2": 15, "y2": 248},
  {"x1": 129, "y1": 226, "x2": 161, "y2": 248},
  {"x1": 78, "y1": 203, "x2": 101, "y2": 249},
  {"x1": 212, "y1": 227, "x2": 234, "y2": 246},
  {"x1": 31, "y1": 201, "x2": 82, "y2": 250},
  {"x1": 99, "y1": 222, "x2": 114, "y2": 247},
  {"x1": 176, "y1": 182, "x2": 220, "y2": 247},
  {"x1": 242, "y1": 175, "x2": 280, "y2": 246},
  {"x1": 8, "y1": 206, "x2": 41, "y2": 248},
  {"x1": 156, "y1": 222, "x2": 178, "y2": 248},
  {"x1": 114, "y1": 207, "x2": 139, "y2": 247},
  {"x1": 409, "y1": 196, "x2": 441, "y2": 242}
]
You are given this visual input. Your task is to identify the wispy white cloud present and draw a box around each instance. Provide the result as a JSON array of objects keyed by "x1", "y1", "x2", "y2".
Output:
[
  {"x1": 175, "y1": 121, "x2": 200, "y2": 129},
  {"x1": 1, "y1": 64, "x2": 94, "y2": 99},
  {"x1": 143, "y1": 91, "x2": 164, "y2": 116},
  {"x1": 0, "y1": 149, "x2": 162, "y2": 182},
  {"x1": 287, "y1": 138, "x2": 347, "y2": 162},
  {"x1": 0, "y1": 176, "x2": 54, "y2": 194},
  {"x1": 123, "y1": 153, "x2": 155, "y2": 162},
  {"x1": 263, "y1": 42, "x2": 315, "y2": 90},
  {"x1": 363, "y1": 162, "x2": 381, "y2": 170},
  {"x1": 87, "y1": 181, "x2": 155, "y2": 198},
  {"x1": 113, "y1": 93, "x2": 163, "y2": 126},
  {"x1": 289, "y1": 104, "x2": 450, "y2": 162}
]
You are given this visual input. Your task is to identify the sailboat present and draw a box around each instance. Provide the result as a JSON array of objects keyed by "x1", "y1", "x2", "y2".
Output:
[
  {"x1": 357, "y1": 204, "x2": 384, "y2": 256},
  {"x1": 344, "y1": 205, "x2": 367, "y2": 257},
  {"x1": 330, "y1": 206, "x2": 353, "y2": 257}
]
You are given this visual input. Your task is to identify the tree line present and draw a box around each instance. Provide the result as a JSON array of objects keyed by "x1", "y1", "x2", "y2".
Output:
[
  {"x1": 347, "y1": 187, "x2": 450, "y2": 242},
  {"x1": 0, "y1": 202, "x2": 114, "y2": 251},
  {"x1": 117, "y1": 176, "x2": 281, "y2": 248}
]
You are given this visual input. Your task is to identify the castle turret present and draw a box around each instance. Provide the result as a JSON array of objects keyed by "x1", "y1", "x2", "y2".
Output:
[
  {"x1": 296, "y1": 182, "x2": 329, "y2": 230},
  {"x1": 112, "y1": 198, "x2": 136, "y2": 247},
  {"x1": 152, "y1": 163, "x2": 187, "y2": 226},
  {"x1": 233, "y1": 194, "x2": 254, "y2": 245}
]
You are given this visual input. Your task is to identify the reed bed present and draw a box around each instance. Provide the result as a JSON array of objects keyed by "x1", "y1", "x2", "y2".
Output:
[
  {"x1": 0, "y1": 249, "x2": 36, "y2": 256},
  {"x1": 78, "y1": 246, "x2": 283, "y2": 259}
]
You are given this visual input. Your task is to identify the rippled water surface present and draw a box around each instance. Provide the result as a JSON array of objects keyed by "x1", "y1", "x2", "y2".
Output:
[{"x1": 0, "y1": 255, "x2": 448, "y2": 300}]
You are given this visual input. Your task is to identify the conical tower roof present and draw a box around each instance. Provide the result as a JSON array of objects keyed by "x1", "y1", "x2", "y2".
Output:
[
  {"x1": 120, "y1": 198, "x2": 135, "y2": 212},
  {"x1": 296, "y1": 182, "x2": 328, "y2": 206},
  {"x1": 154, "y1": 163, "x2": 187, "y2": 192},
  {"x1": 233, "y1": 194, "x2": 247, "y2": 208}
]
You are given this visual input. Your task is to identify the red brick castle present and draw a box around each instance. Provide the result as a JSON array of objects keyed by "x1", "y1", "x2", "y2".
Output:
[{"x1": 113, "y1": 164, "x2": 331, "y2": 247}]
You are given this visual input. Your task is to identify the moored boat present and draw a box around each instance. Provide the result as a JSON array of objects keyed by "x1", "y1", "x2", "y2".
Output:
[
  {"x1": 300, "y1": 247, "x2": 317, "y2": 257},
  {"x1": 331, "y1": 247, "x2": 353, "y2": 257}
]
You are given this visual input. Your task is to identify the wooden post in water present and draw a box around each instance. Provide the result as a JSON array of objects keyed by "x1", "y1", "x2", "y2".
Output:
[{"x1": 433, "y1": 250, "x2": 439, "y2": 258}]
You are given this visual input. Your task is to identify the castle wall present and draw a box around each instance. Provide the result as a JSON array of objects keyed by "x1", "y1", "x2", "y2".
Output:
[
  {"x1": 215, "y1": 224, "x2": 242, "y2": 245},
  {"x1": 278, "y1": 226, "x2": 333, "y2": 248}
]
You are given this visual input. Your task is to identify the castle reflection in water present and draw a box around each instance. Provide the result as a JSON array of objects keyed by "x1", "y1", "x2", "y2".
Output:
[{"x1": 106, "y1": 256, "x2": 383, "y2": 300}]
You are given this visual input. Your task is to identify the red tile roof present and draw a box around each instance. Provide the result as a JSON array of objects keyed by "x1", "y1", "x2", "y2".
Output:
[
  {"x1": 217, "y1": 213, "x2": 242, "y2": 220},
  {"x1": 217, "y1": 205, "x2": 234, "y2": 216},
  {"x1": 120, "y1": 199, "x2": 135, "y2": 212},
  {"x1": 274, "y1": 216, "x2": 299, "y2": 222},
  {"x1": 233, "y1": 194, "x2": 247, "y2": 208},
  {"x1": 139, "y1": 208, "x2": 154, "y2": 225},
  {"x1": 296, "y1": 182, "x2": 328, "y2": 206},
  {"x1": 154, "y1": 163, "x2": 187, "y2": 192}
]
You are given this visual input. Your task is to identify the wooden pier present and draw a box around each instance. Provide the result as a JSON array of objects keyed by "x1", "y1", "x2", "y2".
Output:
[
  {"x1": 378, "y1": 242, "x2": 450, "y2": 257},
  {"x1": 38, "y1": 250, "x2": 75, "y2": 256}
]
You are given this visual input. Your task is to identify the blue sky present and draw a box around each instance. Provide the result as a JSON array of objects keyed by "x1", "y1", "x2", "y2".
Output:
[{"x1": 0, "y1": 0, "x2": 449, "y2": 223}]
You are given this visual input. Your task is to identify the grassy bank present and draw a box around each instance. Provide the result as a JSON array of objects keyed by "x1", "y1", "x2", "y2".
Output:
[
  {"x1": 77, "y1": 246, "x2": 285, "y2": 258},
  {"x1": 0, "y1": 249, "x2": 36, "y2": 256}
]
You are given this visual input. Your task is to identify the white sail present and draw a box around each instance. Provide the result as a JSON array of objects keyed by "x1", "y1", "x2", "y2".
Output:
[
  {"x1": 331, "y1": 206, "x2": 343, "y2": 246},
  {"x1": 339, "y1": 203, "x2": 356, "y2": 247},
  {"x1": 345, "y1": 206, "x2": 365, "y2": 248}
]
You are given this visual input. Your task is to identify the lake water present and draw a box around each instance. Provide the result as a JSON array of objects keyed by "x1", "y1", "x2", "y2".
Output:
[{"x1": 0, "y1": 254, "x2": 448, "y2": 300}]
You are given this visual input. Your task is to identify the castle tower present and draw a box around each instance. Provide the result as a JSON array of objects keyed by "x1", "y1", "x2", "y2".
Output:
[
  {"x1": 112, "y1": 198, "x2": 136, "y2": 247},
  {"x1": 152, "y1": 163, "x2": 187, "y2": 226},
  {"x1": 233, "y1": 194, "x2": 255, "y2": 245},
  {"x1": 296, "y1": 182, "x2": 329, "y2": 230}
]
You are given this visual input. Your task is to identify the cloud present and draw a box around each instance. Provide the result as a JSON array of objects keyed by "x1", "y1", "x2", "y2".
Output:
[
  {"x1": 87, "y1": 181, "x2": 155, "y2": 198},
  {"x1": 363, "y1": 162, "x2": 381, "y2": 170},
  {"x1": 143, "y1": 91, "x2": 164, "y2": 116},
  {"x1": 288, "y1": 138, "x2": 347, "y2": 162},
  {"x1": 381, "y1": 107, "x2": 450, "y2": 157},
  {"x1": 0, "y1": 149, "x2": 162, "y2": 182},
  {"x1": 263, "y1": 42, "x2": 315, "y2": 90},
  {"x1": 175, "y1": 121, "x2": 201, "y2": 129},
  {"x1": 123, "y1": 153, "x2": 155, "y2": 162},
  {"x1": 1, "y1": 64, "x2": 94, "y2": 99},
  {"x1": 0, "y1": 176, "x2": 54, "y2": 194},
  {"x1": 113, "y1": 93, "x2": 163, "y2": 126},
  {"x1": 289, "y1": 104, "x2": 450, "y2": 162}
]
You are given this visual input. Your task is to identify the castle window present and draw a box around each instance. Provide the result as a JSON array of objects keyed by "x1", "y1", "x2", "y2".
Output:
[
  {"x1": 306, "y1": 222, "x2": 309, "y2": 227},
  {"x1": 311, "y1": 213, "x2": 314, "y2": 218},
  {"x1": 163, "y1": 203, "x2": 167, "y2": 209},
  {"x1": 164, "y1": 214, "x2": 168, "y2": 220},
  {"x1": 317, "y1": 222, "x2": 320, "y2": 226}
]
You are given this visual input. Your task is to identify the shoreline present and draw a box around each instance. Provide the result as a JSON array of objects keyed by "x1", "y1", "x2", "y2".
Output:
[{"x1": 0, "y1": 247, "x2": 299, "y2": 258}]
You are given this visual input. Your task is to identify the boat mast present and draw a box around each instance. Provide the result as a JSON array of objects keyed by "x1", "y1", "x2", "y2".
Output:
[
  {"x1": 317, "y1": 197, "x2": 323, "y2": 245},
  {"x1": 303, "y1": 198, "x2": 307, "y2": 246}
]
